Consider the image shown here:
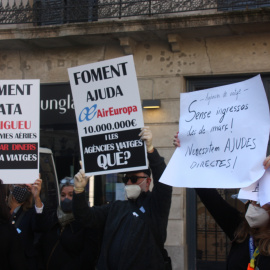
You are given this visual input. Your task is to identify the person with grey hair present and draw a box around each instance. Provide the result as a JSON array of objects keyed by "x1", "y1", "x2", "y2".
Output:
[
  {"x1": 37, "y1": 176, "x2": 100, "y2": 270},
  {"x1": 72, "y1": 126, "x2": 173, "y2": 270}
]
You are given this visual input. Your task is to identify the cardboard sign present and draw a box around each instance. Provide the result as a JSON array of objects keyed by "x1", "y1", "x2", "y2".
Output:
[
  {"x1": 0, "y1": 80, "x2": 40, "y2": 184},
  {"x1": 68, "y1": 55, "x2": 147, "y2": 175},
  {"x1": 160, "y1": 75, "x2": 270, "y2": 188}
]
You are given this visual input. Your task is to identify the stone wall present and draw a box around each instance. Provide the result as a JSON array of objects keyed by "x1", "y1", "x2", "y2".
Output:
[{"x1": 1, "y1": 10, "x2": 270, "y2": 269}]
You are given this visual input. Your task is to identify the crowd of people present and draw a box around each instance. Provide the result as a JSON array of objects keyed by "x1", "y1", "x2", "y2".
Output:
[{"x1": 1, "y1": 126, "x2": 270, "y2": 270}]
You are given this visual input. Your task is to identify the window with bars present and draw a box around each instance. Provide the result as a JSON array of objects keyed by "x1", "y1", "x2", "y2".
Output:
[
  {"x1": 217, "y1": 0, "x2": 270, "y2": 11},
  {"x1": 34, "y1": 0, "x2": 98, "y2": 25},
  {"x1": 196, "y1": 189, "x2": 245, "y2": 269}
]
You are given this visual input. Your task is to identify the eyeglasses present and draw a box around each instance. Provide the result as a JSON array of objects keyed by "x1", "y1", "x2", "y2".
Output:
[
  {"x1": 122, "y1": 175, "x2": 147, "y2": 184},
  {"x1": 60, "y1": 178, "x2": 74, "y2": 185}
]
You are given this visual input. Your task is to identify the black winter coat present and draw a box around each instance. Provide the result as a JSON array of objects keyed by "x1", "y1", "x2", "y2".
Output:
[
  {"x1": 11, "y1": 207, "x2": 42, "y2": 270},
  {"x1": 0, "y1": 221, "x2": 28, "y2": 270},
  {"x1": 73, "y1": 149, "x2": 172, "y2": 270},
  {"x1": 37, "y1": 209, "x2": 100, "y2": 270}
]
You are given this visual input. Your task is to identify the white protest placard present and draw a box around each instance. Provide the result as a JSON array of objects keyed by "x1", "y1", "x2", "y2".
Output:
[
  {"x1": 68, "y1": 55, "x2": 147, "y2": 175},
  {"x1": 238, "y1": 169, "x2": 270, "y2": 206},
  {"x1": 160, "y1": 75, "x2": 270, "y2": 188},
  {"x1": 0, "y1": 80, "x2": 40, "y2": 184}
]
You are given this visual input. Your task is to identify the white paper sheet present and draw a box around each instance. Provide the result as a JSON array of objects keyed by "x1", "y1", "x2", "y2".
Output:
[
  {"x1": 238, "y1": 169, "x2": 270, "y2": 206},
  {"x1": 160, "y1": 75, "x2": 270, "y2": 188}
]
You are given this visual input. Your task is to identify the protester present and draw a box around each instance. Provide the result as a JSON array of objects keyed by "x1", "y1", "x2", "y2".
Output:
[
  {"x1": 173, "y1": 132, "x2": 270, "y2": 270},
  {"x1": 0, "y1": 179, "x2": 28, "y2": 270},
  {"x1": 38, "y1": 177, "x2": 100, "y2": 270},
  {"x1": 72, "y1": 126, "x2": 173, "y2": 270},
  {"x1": 8, "y1": 178, "x2": 43, "y2": 270}
]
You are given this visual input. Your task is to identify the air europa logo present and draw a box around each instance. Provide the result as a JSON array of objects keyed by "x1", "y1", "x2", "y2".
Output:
[
  {"x1": 97, "y1": 106, "x2": 137, "y2": 118},
  {"x1": 78, "y1": 105, "x2": 137, "y2": 122}
]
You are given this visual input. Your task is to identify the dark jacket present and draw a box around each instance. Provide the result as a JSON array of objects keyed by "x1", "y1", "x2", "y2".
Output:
[
  {"x1": 73, "y1": 148, "x2": 172, "y2": 270},
  {"x1": 11, "y1": 206, "x2": 42, "y2": 270},
  {"x1": 37, "y1": 208, "x2": 100, "y2": 270},
  {"x1": 0, "y1": 221, "x2": 28, "y2": 270},
  {"x1": 196, "y1": 188, "x2": 270, "y2": 270}
]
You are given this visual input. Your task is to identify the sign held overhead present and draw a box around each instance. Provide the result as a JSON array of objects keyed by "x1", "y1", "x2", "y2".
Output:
[{"x1": 68, "y1": 55, "x2": 147, "y2": 176}]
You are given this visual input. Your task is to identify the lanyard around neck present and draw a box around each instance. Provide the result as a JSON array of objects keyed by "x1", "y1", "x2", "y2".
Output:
[
  {"x1": 247, "y1": 247, "x2": 259, "y2": 270},
  {"x1": 249, "y1": 236, "x2": 255, "y2": 259}
]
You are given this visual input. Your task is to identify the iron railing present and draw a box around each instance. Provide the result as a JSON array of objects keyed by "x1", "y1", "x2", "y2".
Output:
[{"x1": 0, "y1": 0, "x2": 270, "y2": 25}]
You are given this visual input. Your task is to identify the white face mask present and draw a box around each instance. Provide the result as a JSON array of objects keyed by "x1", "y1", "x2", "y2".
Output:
[
  {"x1": 245, "y1": 203, "x2": 269, "y2": 228},
  {"x1": 138, "y1": 178, "x2": 148, "y2": 192},
  {"x1": 125, "y1": 179, "x2": 147, "y2": 200},
  {"x1": 125, "y1": 185, "x2": 141, "y2": 200}
]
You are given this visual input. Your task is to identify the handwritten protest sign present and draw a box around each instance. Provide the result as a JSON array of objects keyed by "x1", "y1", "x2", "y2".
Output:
[
  {"x1": 238, "y1": 169, "x2": 270, "y2": 206},
  {"x1": 160, "y1": 75, "x2": 270, "y2": 188},
  {"x1": 68, "y1": 55, "x2": 147, "y2": 175},
  {"x1": 0, "y1": 80, "x2": 40, "y2": 184}
]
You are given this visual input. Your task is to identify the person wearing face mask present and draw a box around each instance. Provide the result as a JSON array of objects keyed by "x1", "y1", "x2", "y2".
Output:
[
  {"x1": 0, "y1": 179, "x2": 28, "y2": 270},
  {"x1": 8, "y1": 178, "x2": 44, "y2": 270},
  {"x1": 72, "y1": 126, "x2": 173, "y2": 270},
  {"x1": 173, "y1": 133, "x2": 270, "y2": 270},
  {"x1": 37, "y1": 177, "x2": 100, "y2": 270}
]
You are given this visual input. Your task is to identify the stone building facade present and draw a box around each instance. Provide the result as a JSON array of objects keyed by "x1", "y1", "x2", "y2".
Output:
[{"x1": 1, "y1": 2, "x2": 270, "y2": 269}]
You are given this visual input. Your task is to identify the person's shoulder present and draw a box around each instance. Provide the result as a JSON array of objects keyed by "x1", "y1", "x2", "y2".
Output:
[
  {"x1": 257, "y1": 253, "x2": 270, "y2": 269},
  {"x1": 110, "y1": 200, "x2": 128, "y2": 207},
  {"x1": 108, "y1": 200, "x2": 129, "y2": 211},
  {"x1": 23, "y1": 206, "x2": 37, "y2": 217},
  {"x1": 258, "y1": 253, "x2": 270, "y2": 261},
  {"x1": 0, "y1": 221, "x2": 18, "y2": 235},
  {"x1": 92, "y1": 200, "x2": 128, "y2": 213}
]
